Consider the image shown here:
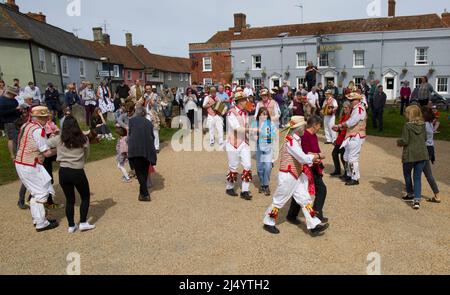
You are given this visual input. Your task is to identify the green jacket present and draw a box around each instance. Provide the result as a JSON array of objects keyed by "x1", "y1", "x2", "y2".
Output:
[{"x1": 397, "y1": 122, "x2": 429, "y2": 163}]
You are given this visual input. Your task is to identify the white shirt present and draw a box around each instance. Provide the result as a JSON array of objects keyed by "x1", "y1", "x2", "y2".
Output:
[
  {"x1": 24, "y1": 86, "x2": 42, "y2": 103},
  {"x1": 345, "y1": 103, "x2": 367, "y2": 128},
  {"x1": 244, "y1": 87, "x2": 254, "y2": 97},
  {"x1": 184, "y1": 94, "x2": 198, "y2": 111},
  {"x1": 307, "y1": 92, "x2": 319, "y2": 108},
  {"x1": 323, "y1": 97, "x2": 338, "y2": 115},
  {"x1": 287, "y1": 134, "x2": 315, "y2": 165},
  {"x1": 33, "y1": 126, "x2": 50, "y2": 153}
]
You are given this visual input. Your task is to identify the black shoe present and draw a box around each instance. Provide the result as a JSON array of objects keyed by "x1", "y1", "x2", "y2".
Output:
[
  {"x1": 286, "y1": 217, "x2": 302, "y2": 225},
  {"x1": 263, "y1": 225, "x2": 280, "y2": 235},
  {"x1": 340, "y1": 175, "x2": 351, "y2": 182},
  {"x1": 413, "y1": 201, "x2": 421, "y2": 210},
  {"x1": 36, "y1": 220, "x2": 59, "y2": 232},
  {"x1": 330, "y1": 172, "x2": 341, "y2": 177},
  {"x1": 319, "y1": 217, "x2": 329, "y2": 223},
  {"x1": 258, "y1": 187, "x2": 264, "y2": 194},
  {"x1": 17, "y1": 201, "x2": 28, "y2": 210},
  {"x1": 139, "y1": 195, "x2": 151, "y2": 202},
  {"x1": 310, "y1": 223, "x2": 329, "y2": 237},
  {"x1": 226, "y1": 189, "x2": 238, "y2": 197},
  {"x1": 240, "y1": 191, "x2": 252, "y2": 201},
  {"x1": 345, "y1": 180, "x2": 360, "y2": 186},
  {"x1": 402, "y1": 195, "x2": 414, "y2": 202},
  {"x1": 264, "y1": 187, "x2": 271, "y2": 196}
]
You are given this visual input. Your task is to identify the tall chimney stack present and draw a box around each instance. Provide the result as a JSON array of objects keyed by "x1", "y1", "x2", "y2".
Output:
[
  {"x1": 233, "y1": 13, "x2": 247, "y2": 32},
  {"x1": 5, "y1": 0, "x2": 19, "y2": 12},
  {"x1": 388, "y1": 0, "x2": 396, "y2": 17},
  {"x1": 92, "y1": 27, "x2": 103, "y2": 42},
  {"x1": 442, "y1": 10, "x2": 450, "y2": 27},
  {"x1": 26, "y1": 12, "x2": 47, "y2": 23},
  {"x1": 126, "y1": 33, "x2": 133, "y2": 47}
]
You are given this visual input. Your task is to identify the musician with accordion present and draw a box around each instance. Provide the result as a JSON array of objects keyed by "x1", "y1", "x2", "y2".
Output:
[{"x1": 321, "y1": 90, "x2": 338, "y2": 144}]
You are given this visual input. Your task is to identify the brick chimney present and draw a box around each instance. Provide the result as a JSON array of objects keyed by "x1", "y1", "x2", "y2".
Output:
[
  {"x1": 26, "y1": 12, "x2": 46, "y2": 23},
  {"x1": 388, "y1": 0, "x2": 396, "y2": 17},
  {"x1": 233, "y1": 13, "x2": 247, "y2": 32},
  {"x1": 126, "y1": 33, "x2": 133, "y2": 47},
  {"x1": 102, "y1": 34, "x2": 111, "y2": 45},
  {"x1": 93, "y1": 27, "x2": 103, "y2": 42},
  {"x1": 442, "y1": 10, "x2": 450, "y2": 27},
  {"x1": 5, "y1": 0, "x2": 19, "y2": 12}
]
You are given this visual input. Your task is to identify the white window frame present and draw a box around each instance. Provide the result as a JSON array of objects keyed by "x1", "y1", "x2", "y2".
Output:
[
  {"x1": 51, "y1": 53, "x2": 58, "y2": 74},
  {"x1": 61, "y1": 56, "x2": 69, "y2": 77},
  {"x1": 353, "y1": 51, "x2": 365, "y2": 68},
  {"x1": 140, "y1": 72, "x2": 144, "y2": 81},
  {"x1": 184, "y1": 73, "x2": 189, "y2": 82},
  {"x1": 127, "y1": 70, "x2": 132, "y2": 81},
  {"x1": 238, "y1": 79, "x2": 246, "y2": 88},
  {"x1": 202, "y1": 57, "x2": 212, "y2": 72},
  {"x1": 38, "y1": 48, "x2": 46, "y2": 72},
  {"x1": 252, "y1": 55, "x2": 262, "y2": 70},
  {"x1": 415, "y1": 47, "x2": 428, "y2": 66},
  {"x1": 168, "y1": 72, "x2": 172, "y2": 81},
  {"x1": 436, "y1": 77, "x2": 449, "y2": 94},
  {"x1": 296, "y1": 52, "x2": 307, "y2": 68},
  {"x1": 113, "y1": 65, "x2": 120, "y2": 78},
  {"x1": 253, "y1": 78, "x2": 262, "y2": 90},
  {"x1": 79, "y1": 59, "x2": 86, "y2": 77},
  {"x1": 319, "y1": 52, "x2": 329, "y2": 68},
  {"x1": 203, "y1": 78, "x2": 212, "y2": 86},
  {"x1": 413, "y1": 77, "x2": 422, "y2": 89},
  {"x1": 297, "y1": 77, "x2": 306, "y2": 89},
  {"x1": 354, "y1": 76, "x2": 364, "y2": 87},
  {"x1": 180, "y1": 73, "x2": 184, "y2": 82}
]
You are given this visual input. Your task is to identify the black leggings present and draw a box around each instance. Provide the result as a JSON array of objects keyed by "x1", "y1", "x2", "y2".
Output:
[
  {"x1": 187, "y1": 109, "x2": 195, "y2": 130},
  {"x1": 59, "y1": 167, "x2": 91, "y2": 227},
  {"x1": 332, "y1": 144, "x2": 345, "y2": 174}
]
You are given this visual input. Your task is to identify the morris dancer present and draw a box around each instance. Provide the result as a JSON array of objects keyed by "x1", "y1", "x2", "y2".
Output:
[
  {"x1": 322, "y1": 89, "x2": 338, "y2": 144},
  {"x1": 202, "y1": 87, "x2": 224, "y2": 146},
  {"x1": 226, "y1": 92, "x2": 253, "y2": 200},
  {"x1": 334, "y1": 92, "x2": 367, "y2": 186},
  {"x1": 263, "y1": 116, "x2": 329, "y2": 236},
  {"x1": 15, "y1": 106, "x2": 59, "y2": 232},
  {"x1": 254, "y1": 89, "x2": 281, "y2": 123}
]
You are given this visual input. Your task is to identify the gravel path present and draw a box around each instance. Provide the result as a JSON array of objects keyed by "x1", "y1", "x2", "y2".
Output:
[{"x1": 0, "y1": 135, "x2": 449, "y2": 275}]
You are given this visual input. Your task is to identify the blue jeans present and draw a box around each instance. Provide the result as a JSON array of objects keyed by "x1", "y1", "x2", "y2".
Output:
[
  {"x1": 403, "y1": 161, "x2": 427, "y2": 201},
  {"x1": 256, "y1": 144, "x2": 273, "y2": 187}
]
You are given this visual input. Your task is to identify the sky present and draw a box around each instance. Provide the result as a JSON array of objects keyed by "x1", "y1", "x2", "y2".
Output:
[{"x1": 10, "y1": 0, "x2": 450, "y2": 58}]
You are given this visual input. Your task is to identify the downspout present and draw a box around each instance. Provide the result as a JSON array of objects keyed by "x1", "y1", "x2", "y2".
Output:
[{"x1": 28, "y1": 42, "x2": 36, "y2": 85}]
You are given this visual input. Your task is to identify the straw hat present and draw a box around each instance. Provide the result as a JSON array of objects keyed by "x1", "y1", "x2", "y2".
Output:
[
  {"x1": 31, "y1": 106, "x2": 50, "y2": 117},
  {"x1": 6, "y1": 86, "x2": 19, "y2": 96},
  {"x1": 234, "y1": 91, "x2": 248, "y2": 102},
  {"x1": 260, "y1": 89, "x2": 270, "y2": 96},
  {"x1": 325, "y1": 89, "x2": 333, "y2": 95},
  {"x1": 283, "y1": 116, "x2": 307, "y2": 132},
  {"x1": 346, "y1": 92, "x2": 363, "y2": 101}
]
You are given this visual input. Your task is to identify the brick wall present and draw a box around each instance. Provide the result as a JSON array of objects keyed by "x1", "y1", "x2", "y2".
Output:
[{"x1": 190, "y1": 51, "x2": 232, "y2": 86}]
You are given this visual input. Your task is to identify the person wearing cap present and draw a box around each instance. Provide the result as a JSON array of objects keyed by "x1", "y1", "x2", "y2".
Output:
[
  {"x1": 225, "y1": 92, "x2": 254, "y2": 200},
  {"x1": 44, "y1": 82, "x2": 63, "y2": 120},
  {"x1": 15, "y1": 106, "x2": 59, "y2": 232},
  {"x1": 322, "y1": 89, "x2": 338, "y2": 144},
  {"x1": 24, "y1": 82, "x2": 42, "y2": 105},
  {"x1": 0, "y1": 86, "x2": 22, "y2": 161},
  {"x1": 254, "y1": 89, "x2": 280, "y2": 122},
  {"x1": 202, "y1": 87, "x2": 224, "y2": 146},
  {"x1": 333, "y1": 92, "x2": 367, "y2": 186},
  {"x1": 263, "y1": 116, "x2": 329, "y2": 236}
]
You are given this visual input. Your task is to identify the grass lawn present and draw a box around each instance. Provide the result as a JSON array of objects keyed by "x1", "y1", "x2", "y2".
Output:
[
  {"x1": 0, "y1": 124, "x2": 178, "y2": 186},
  {"x1": 366, "y1": 106, "x2": 450, "y2": 141}
]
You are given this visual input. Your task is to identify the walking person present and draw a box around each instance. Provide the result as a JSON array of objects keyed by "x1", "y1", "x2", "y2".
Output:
[
  {"x1": 203, "y1": 87, "x2": 224, "y2": 147},
  {"x1": 330, "y1": 101, "x2": 351, "y2": 177},
  {"x1": 418, "y1": 76, "x2": 433, "y2": 107},
  {"x1": 372, "y1": 85, "x2": 387, "y2": 132},
  {"x1": 422, "y1": 107, "x2": 442, "y2": 204},
  {"x1": 253, "y1": 107, "x2": 276, "y2": 196},
  {"x1": 47, "y1": 116, "x2": 95, "y2": 233},
  {"x1": 184, "y1": 87, "x2": 198, "y2": 130},
  {"x1": 400, "y1": 81, "x2": 411, "y2": 116},
  {"x1": 397, "y1": 105, "x2": 429, "y2": 210},
  {"x1": 128, "y1": 106, "x2": 157, "y2": 202}
]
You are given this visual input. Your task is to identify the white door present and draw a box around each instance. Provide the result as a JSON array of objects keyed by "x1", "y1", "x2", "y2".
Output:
[{"x1": 383, "y1": 75, "x2": 397, "y2": 100}]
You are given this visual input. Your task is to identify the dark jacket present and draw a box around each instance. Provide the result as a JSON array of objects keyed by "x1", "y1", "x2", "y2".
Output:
[
  {"x1": 65, "y1": 91, "x2": 80, "y2": 107},
  {"x1": 128, "y1": 116, "x2": 157, "y2": 165},
  {"x1": 372, "y1": 91, "x2": 387, "y2": 109},
  {"x1": 45, "y1": 89, "x2": 60, "y2": 103},
  {"x1": 397, "y1": 122, "x2": 429, "y2": 163},
  {"x1": 0, "y1": 96, "x2": 21, "y2": 124}
]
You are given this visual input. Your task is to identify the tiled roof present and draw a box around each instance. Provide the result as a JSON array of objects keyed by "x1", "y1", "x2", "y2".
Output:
[
  {"x1": 0, "y1": 4, "x2": 98, "y2": 59},
  {"x1": 130, "y1": 46, "x2": 190, "y2": 73},
  {"x1": 206, "y1": 14, "x2": 448, "y2": 43},
  {"x1": 82, "y1": 40, "x2": 144, "y2": 69}
]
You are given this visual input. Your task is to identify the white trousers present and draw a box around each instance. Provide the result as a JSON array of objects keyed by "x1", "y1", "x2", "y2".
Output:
[
  {"x1": 153, "y1": 129, "x2": 160, "y2": 151},
  {"x1": 207, "y1": 115, "x2": 224, "y2": 145},
  {"x1": 15, "y1": 164, "x2": 55, "y2": 229},
  {"x1": 226, "y1": 142, "x2": 251, "y2": 192},
  {"x1": 263, "y1": 172, "x2": 322, "y2": 230},
  {"x1": 342, "y1": 136, "x2": 365, "y2": 181},
  {"x1": 324, "y1": 115, "x2": 337, "y2": 143}
]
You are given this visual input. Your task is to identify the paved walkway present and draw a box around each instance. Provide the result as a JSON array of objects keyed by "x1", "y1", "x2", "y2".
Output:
[{"x1": 0, "y1": 135, "x2": 449, "y2": 274}]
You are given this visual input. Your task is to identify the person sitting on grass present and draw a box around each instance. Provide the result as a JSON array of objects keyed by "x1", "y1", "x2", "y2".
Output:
[{"x1": 90, "y1": 107, "x2": 115, "y2": 141}]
